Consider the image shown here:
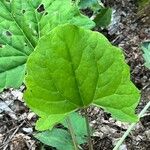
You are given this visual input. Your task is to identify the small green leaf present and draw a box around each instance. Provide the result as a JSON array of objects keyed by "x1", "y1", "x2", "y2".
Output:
[
  {"x1": 0, "y1": 0, "x2": 95, "y2": 92},
  {"x1": 141, "y1": 41, "x2": 150, "y2": 69},
  {"x1": 35, "y1": 128, "x2": 74, "y2": 150},
  {"x1": 24, "y1": 24, "x2": 140, "y2": 126},
  {"x1": 94, "y1": 8, "x2": 112, "y2": 27},
  {"x1": 36, "y1": 114, "x2": 66, "y2": 131},
  {"x1": 62, "y1": 112, "x2": 89, "y2": 144}
]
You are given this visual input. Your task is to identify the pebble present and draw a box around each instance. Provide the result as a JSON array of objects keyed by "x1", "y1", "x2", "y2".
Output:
[
  {"x1": 0, "y1": 114, "x2": 3, "y2": 119},
  {"x1": 0, "y1": 100, "x2": 12, "y2": 113},
  {"x1": 93, "y1": 131, "x2": 104, "y2": 138},
  {"x1": 22, "y1": 127, "x2": 33, "y2": 134},
  {"x1": 119, "y1": 144, "x2": 127, "y2": 150},
  {"x1": 11, "y1": 90, "x2": 23, "y2": 101}
]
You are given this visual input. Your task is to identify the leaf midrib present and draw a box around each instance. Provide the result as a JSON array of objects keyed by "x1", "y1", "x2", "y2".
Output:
[{"x1": 64, "y1": 34, "x2": 84, "y2": 107}]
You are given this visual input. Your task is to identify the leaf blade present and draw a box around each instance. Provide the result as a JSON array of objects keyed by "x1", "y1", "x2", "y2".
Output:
[{"x1": 24, "y1": 24, "x2": 140, "y2": 125}]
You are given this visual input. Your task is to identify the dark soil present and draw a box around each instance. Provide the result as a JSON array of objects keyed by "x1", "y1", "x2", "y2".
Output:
[{"x1": 0, "y1": 0, "x2": 150, "y2": 150}]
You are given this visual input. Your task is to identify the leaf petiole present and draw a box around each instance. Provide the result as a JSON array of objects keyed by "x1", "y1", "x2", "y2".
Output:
[
  {"x1": 66, "y1": 117, "x2": 79, "y2": 150},
  {"x1": 84, "y1": 108, "x2": 93, "y2": 150}
]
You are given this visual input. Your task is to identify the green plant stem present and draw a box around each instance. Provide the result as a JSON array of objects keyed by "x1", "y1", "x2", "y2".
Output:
[
  {"x1": 66, "y1": 117, "x2": 79, "y2": 150},
  {"x1": 113, "y1": 100, "x2": 150, "y2": 150},
  {"x1": 84, "y1": 108, "x2": 93, "y2": 150}
]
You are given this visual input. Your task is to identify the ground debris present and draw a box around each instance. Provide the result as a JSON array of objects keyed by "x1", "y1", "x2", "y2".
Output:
[
  {"x1": 10, "y1": 133, "x2": 36, "y2": 150},
  {"x1": 0, "y1": 87, "x2": 38, "y2": 150}
]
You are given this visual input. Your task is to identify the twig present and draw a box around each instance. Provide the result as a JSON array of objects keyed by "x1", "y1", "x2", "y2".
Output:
[
  {"x1": 27, "y1": 141, "x2": 35, "y2": 150},
  {"x1": 1, "y1": 121, "x2": 25, "y2": 150},
  {"x1": 113, "y1": 101, "x2": 150, "y2": 150}
]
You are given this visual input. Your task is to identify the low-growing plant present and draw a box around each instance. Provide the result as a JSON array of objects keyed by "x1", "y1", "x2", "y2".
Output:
[
  {"x1": 24, "y1": 24, "x2": 140, "y2": 149},
  {"x1": 1, "y1": 0, "x2": 147, "y2": 150}
]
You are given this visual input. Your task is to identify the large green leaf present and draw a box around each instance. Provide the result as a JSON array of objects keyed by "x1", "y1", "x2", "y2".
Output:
[
  {"x1": 24, "y1": 24, "x2": 140, "y2": 125},
  {"x1": 141, "y1": 41, "x2": 150, "y2": 69},
  {"x1": 0, "y1": 0, "x2": 95, "y2": 92}
]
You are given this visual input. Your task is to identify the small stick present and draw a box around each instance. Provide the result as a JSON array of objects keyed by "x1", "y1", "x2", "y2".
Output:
[{"x1": 1, "y1": 121, "x2": 25, "y2": 150}]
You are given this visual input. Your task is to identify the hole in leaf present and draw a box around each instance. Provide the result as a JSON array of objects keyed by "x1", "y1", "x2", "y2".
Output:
[
  {"x1": 0, "y1": 44, "x2": 5, "y2": 48},
  {"x1": 45, "y1": 12, "x2": 48, "y2": 16},
  {"x1": 22, "y1": 10, "x2": 26, "y2": 14},
  {"x1": 5, "y1": 0, "x2": 10, "y2": 3},
  {"x1": 6, "y1": 31, "x2": 12, "y2": 36},
  {"x1": 37, "y1": 4, "x2": 45, "y2": 13}
]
